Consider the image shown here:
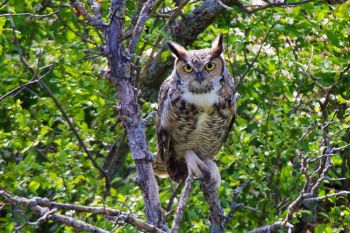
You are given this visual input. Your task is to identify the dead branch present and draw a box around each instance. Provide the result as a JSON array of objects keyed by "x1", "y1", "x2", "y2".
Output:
[
  {"x1": 0, "y1": 190, "x2": 109, "y2": 233},
  {"x1": 243, "y1": 0, "x2": 315, "y2": 14},
  {"x1": 303, "y1": 190, "x2": 350, "y2": 202},
  {"x1": 247, "y1": 221, "x2": 285, "y2": 233},
  {"x1": 0, "y1": 190, "x2": 166, "y2": 233},
  {"x1": 0, "y1": 10, "x2": 60, "y2": 18},
  {"x1": 128, "y1": 0, "x2": 155, "y2": 56}
]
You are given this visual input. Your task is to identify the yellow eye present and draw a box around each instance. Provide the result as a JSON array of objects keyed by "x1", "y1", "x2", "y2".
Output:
[
  {"x1": 183, "y1": 64, "x2": 193, "y2": 73},
  {"x1": 205, "y1": 62, "x2": 216, "y2": 71}
]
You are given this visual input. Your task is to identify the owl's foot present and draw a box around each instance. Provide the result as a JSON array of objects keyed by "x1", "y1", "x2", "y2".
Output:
[
  {"x1": 203, "y1": 159, "x2": 221, "y2": 191},
  {"x1": 184, "y1": 150, "x2": 221, "y2": 190},
  {"x1": 185, "y1": 150, "x2": 209, "y2": 178}
]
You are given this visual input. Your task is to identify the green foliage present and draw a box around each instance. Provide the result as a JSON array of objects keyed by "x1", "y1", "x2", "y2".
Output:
[{"x1": 1, "y1": 0, "x2": 350, "y2": 232}]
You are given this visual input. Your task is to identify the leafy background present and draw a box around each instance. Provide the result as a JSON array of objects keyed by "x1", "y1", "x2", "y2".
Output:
[{"x1": 0, "y1": 0, "x2": 349, "y2": 232}]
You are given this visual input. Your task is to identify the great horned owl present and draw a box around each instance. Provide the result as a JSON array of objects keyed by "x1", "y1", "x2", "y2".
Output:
[{"x1": 154, "y1": 34, "x2": 238, "y2": 189}]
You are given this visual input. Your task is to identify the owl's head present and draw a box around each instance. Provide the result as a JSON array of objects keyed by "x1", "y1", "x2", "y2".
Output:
[{"x1": 167, "y1": 34, "x2": 225, "y2": 93}]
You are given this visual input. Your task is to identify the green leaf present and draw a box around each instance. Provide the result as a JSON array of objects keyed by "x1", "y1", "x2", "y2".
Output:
[{"x1": 326, "y1": 30, "x2": 340, "y2": 47}]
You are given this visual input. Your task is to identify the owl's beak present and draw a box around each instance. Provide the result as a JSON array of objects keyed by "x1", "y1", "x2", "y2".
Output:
[{"x1": 196, "y1": 72, "x2": 203, "y2": 83}]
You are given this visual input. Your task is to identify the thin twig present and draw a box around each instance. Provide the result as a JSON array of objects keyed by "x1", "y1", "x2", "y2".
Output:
[
  {"x1": 303, "y1": 191, "x2": 350, "y2": 202},
  {"x1": 234, "y1": 22, "x2": 276, "y2": 91},
  {"x1": 28, "y1": 208, "x2": 57, "y2": 225},
  {"x1": 225, "y1": 181, "x2": 250, "y2": 226},
  {"x1": 171, "y1": 176, "x2": 193, "y2": 233},
  {"x1": 332, "y1": 143, "x2": 350, "y2": 152},
  {"x1": 0, "y1": 74, "x2": 46, "y2": 101},
  {"x1": 216, "y1": 0, "x2": 233, "y2": 10},
  {"x1": 0, "y1": 10, "x2": 60, "y2": 18},
  {"x1": 243, "y1": 0, "x2": 314, "y2": 14},
  {"x1": 166, "y1": 181, "x2": 184, "y2": 212}
]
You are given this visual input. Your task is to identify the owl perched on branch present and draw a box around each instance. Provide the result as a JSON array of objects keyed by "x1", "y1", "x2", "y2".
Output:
[{"x1": 154, "y1": 34, "x2": 238, "y2": 189}]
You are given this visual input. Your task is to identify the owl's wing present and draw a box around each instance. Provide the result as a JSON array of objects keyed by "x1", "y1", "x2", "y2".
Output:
[
  {"x1": 222, "y1": 73, "x2": 239, "y2": 142},
  {"x1": 155, "y1": 77, "x2": 173, "y2": 173}
]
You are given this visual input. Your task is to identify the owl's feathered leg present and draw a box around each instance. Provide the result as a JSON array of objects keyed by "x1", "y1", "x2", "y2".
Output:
[
  {"x1": 203, "y1": 159, "x2": 221, "y2": 190},
  {"x1": 185, "y1": 150, "x2": 208, "y2": 178},
  {"x1": 184, "y1": 150, "x2": 221, "y2": 190}
]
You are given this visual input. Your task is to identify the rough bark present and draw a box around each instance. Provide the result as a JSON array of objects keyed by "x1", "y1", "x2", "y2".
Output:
[
  {"x1": 105, "y1": 0, "x2": 166, "y2": 229},
  {"x1": 201, "y1": 181, "x2": 225, "y2": 233}
]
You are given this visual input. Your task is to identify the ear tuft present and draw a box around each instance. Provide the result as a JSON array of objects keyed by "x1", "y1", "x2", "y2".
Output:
[
  {"x1": 167, "y1": 41, "x2": 187, "y2": 60},
  {"x1": 211, "y1": 33, "x2": 223, "y2": 58}
]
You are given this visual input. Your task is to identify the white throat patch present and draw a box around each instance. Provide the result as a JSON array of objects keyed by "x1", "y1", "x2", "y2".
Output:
[{"x1": 182, "y1": 84, "x2": 220, "y2": 109}]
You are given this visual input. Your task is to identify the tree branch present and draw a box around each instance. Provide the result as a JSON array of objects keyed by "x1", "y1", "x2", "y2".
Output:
[
  {"x1": 0, "y1": 64, "x2": 53, "y2": 101},
  {"x1": 0, "y1": 190, "x2": 167, "y2": 233},
  {"x1": 201, "y1": 180, "x2": 225, "y2": 233},
  {"x1": 0, "y1": 10, "x2": 60, "y2": 18},
  {"x1": 70, "y1": 0, "x2": 106, "y2": 27},
  {"x1": 0, "y1": 190, "x2": 109, "y2": 233},
  {"x1": 171, "y1": 176, "x2": 193, "y2": 233},
  {"x1": 243, "y1": 0, "x2": 315, "y2": 14},
  {"x1": 303, "y1": 190, "x2": 350, "y2": 202},
  {"x1": 225, "y1": 181, "x2": 251, "y2": 226},
  {"x1": 128, "y1": 0, "x2": 154, "y2": 56},
  {"x1": 103, "y1": 0, "x2": 167, "y2": 230}
]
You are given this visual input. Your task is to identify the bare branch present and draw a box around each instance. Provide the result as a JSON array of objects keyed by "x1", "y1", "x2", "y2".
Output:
[
  {"x1": 225, "y1": 181, "x2": 251, "y2": 226},
  {"x1": 0, "y1": 66, "x2": 52, "y2": 101},
  {"x1": 243, "y1": 0, "x2": 314, "y2": 14},
  {"x1": 247, "y1": 221, "x2": 285, "y2": 233},
  {"x1": 299, "y1": 70, "x2": 329, "y2": 90},
  {"x1": 28, "y1": 208, "x2": 57, "y2": 226},
  {"x1": 70, "y1": 0, "x2": 106, "y2": 27},
  {"x1": 0, "y1": 10, "x2": 60, "y2": 18},
  {"x1": 171, "y1": 176, "x2": 193, "y2": 233},
  {"x1": 0, "y1": 190, "x2": 109, "y2": 233},
  {"x1": 216, "y1": 0, "x2": 233, "y2": 10},
  {"x1": 166, "y1": 181, "x2": 184, "y2": 212},
  {"x1": 88, "y1": 0, "x2": 103, "y2": 22},
  {"x1": 332, "y1": 143, "x2": 350, "y2": 152},
  {"x1": 0, "y1": 190, "x2": 166, "y2": 233},
  {"x1": 128, "y1": 0, "x2": 154, "y2": 55},
  {"x1": 303, "y1": 191, "x2": 350, "y2": 202}
]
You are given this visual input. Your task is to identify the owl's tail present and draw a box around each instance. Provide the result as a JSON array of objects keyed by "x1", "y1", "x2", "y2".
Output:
[{"x1": 152, "y1": 153, "x2": 169, "y2": 178}]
